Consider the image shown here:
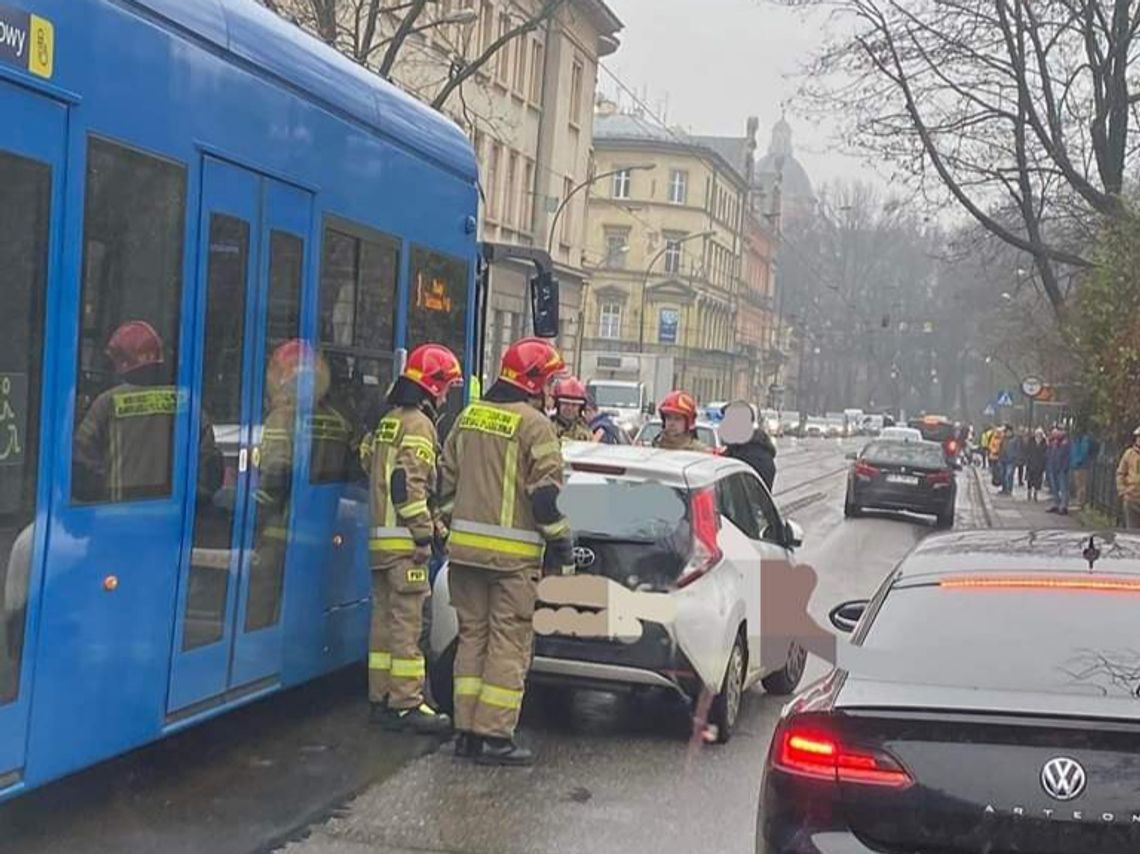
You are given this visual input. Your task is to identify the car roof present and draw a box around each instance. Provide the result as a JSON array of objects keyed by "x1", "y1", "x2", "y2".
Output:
[
  {"x1": 561, "y1": 440, "x2": 748, "y2": 488},
  {"x1": 894, "y1": 530, "x2": 1140, "y2": 581}
]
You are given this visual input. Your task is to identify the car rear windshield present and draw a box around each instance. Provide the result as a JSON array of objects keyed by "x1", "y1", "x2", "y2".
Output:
[
  {"x1": 636, "y1": 423, "x2": 716, "y2": 446},
  {"x1": 862, "y1": 441, "x2": 946, "y2": 468},
  {"x1": 912, "y1": 421, "x2": 955, "y2": 442},
  {"x1": 558, "y1": 475, "x2": 688, "y2": 543},
  {"x1": 588, "y1": 384, "x2": 640, "y2": 408},
  {"x1": 861, "y1": 584, "x2": 1140, "y2": 700}
]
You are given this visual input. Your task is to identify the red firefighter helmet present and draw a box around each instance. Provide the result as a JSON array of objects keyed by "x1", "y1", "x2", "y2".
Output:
[
  {"x1": 658, "y1": 390, "x2": 699, "y2": 431},
  {"x1": 267, "y1": 339, "x2": 330, "y2": 400},
  {"x1": 106, "y1": 321, "x2": 164, "y2": 374},
  {"x1": 498, "y1": 337, "x2": 566, "y2": 396},
  {"x1": 403, "y1": 344, "x2": 463, "y2": 398},
  {"x1": 553, "y1": 376, "x2": 588, "y2": 405}
]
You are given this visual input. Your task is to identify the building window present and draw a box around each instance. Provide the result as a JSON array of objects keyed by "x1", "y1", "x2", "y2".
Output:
[
  {"x1": 560, "y1": 177, "x2": 575, "y2": 246},
  {"x1": 496, "y1": 13, "x2": 511, "y2": 83},
  {"x1": 604, "y1": 232, "x2": 628, "y2": 269},
  {"x1": 529, "y1": 41, "x2": 544, "y2": 103},
  {"x1": 513, "y1": 34, "x2": 527, "y2": 94},
  {"x1": 72, "y1": 137, "x2": 187, "y2": 505},
  {"x1": 669, "y1": 170, "x2": 688, "y2": 204},
  {"x1": 569, "y1": 57, "x2": 584, "y2": 126},
  {"x1": 612, "y1": 168, "x2": 631, "y2": 199},
  {"x1": 505, "y1": 151, "x2": 519, "y2": 227},
  {"x1": 664, "y1": 238, "x2": 683, "y2": 274},
  {"x1": 599, "y1": 303, "x2": 622, "y2": 339},
  {"x1": 486, "y1": 142, "x2": 501, "y2": 220},
  {"x1": 480, "y1": 0, "x2": 494, "y2": 52},
  {"x1": 522, "y1": 160, "x2": 535, "y2": 230}
]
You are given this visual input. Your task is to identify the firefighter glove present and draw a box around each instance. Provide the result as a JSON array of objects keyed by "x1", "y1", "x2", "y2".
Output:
[{"x1": 543, "y1": 536, "x2": 575, "y2": 577}]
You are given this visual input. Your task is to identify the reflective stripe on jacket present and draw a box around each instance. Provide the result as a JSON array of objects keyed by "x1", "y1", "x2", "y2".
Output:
[
  {"x1": 438, "y1": 400, "x2": 566, "y2": 572},
  {"x1": 369, "y1": 406, "x2": 439, "y2": 568}
]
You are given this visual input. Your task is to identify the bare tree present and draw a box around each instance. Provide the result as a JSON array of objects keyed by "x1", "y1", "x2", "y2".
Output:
[
  {"x1": 258, "y1": 0, "x2": 566, "y2": 111},
  {"x1": 783, "y1": 0, "x2": 1140, "y2": 316}
]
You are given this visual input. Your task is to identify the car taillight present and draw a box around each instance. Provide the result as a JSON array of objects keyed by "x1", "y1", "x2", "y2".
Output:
[
  {"x1": 854, "y1": 461, "x2": 879, "y2": 479},
  {"x1": 774, "y1": 724, "x2": 913, "y2": 788},
  {"x1": 712, "y1": 446, "x2": 725, "y2": 456},
  {"x1": 676, "y1": 487, "x2": 722, "y2": 589},
  {"x1": 925, "y1": 470, "x2": 953, "y2": 486}
]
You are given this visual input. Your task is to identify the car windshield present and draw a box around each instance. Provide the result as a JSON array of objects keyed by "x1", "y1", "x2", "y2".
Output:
[
  {"x1": 859, "y1": 585, "x2": 1140, "y2": 704},
  {"x1": 558, "y1": 476, "x2": 688, "y2": 542},
  {"x1": 861, "y1": 441, "x2": 946, "y2": 468},
  {"x1": 636, "y1": 422, "x2": 716, "y2": 446},
  {"x1": 588, "y1": 384, "x2": 641, "y2": 408}
]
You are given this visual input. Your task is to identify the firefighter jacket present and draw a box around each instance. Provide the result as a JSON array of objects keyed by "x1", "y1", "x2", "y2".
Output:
[
  {"x1": 553, "y1": 416, "x2": 594, "y2": 442},
  {"x1": 654, "y1": 431, "x2": 708, "y2": 452},
  {"x1": 73, "y1": 382, "x2": 180, "y2": 502},
  {"x1": 1117, "y1": 446, "x2": 1140, "y2": 506},
  {"x1": 369, "y1": 405, "x2": 440, "y2": 569},
  {"x1": 439, "y1": 400, "x2": 568, "y2": 573}
]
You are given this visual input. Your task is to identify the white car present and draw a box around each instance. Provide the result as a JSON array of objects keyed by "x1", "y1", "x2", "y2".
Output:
[
  {"x1": 879, "y1": 426, "x2": 924, "y2": 442},
  {"x1": 428, "y1": 443, "x2": 808, "y2": 743}
]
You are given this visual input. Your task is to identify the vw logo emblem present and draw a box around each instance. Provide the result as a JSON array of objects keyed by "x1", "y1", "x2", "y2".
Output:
[
  {"x1": 1041, "y1": 757, "x2": 1087, "y2": 801},
  {"x1": 572, "y1": 546, "x2": 596, "y2": 568}
]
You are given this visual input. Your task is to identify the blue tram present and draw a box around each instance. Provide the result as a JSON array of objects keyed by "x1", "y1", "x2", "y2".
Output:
[{"x1": 0, "y1": 0, "x2": 481, "y2": 798}]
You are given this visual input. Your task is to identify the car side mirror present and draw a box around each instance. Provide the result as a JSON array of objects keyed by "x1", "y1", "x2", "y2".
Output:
[
  {"x1": 530, "y1": 271, "x2": 560, "y2": 338},
  {"x1": 784, "y1": 519, "x2": 804, "y2": 549},
  {"x1": 845, "y1": 452, "x2": 857, "y2": 461},
  {"x1": 829, "y1": 599, "x2": 868, "y2": 633}
]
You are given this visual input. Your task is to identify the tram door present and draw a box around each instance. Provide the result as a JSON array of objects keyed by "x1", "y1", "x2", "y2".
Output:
[
  {"x1": 0, "y1": 81, "x2": 64, "y2": 785},
  {"x1": 167, "y1": 158, "x2": 311, "y2": 715}
]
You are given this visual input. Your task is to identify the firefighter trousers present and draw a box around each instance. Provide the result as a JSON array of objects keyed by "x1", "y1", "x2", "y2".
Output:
[
  {"x1": 449, "y1": 563, "x2": 540, "y2": 738},
  {"x1": 369, "y1": 559, "x2": 431, "y2": 710}
]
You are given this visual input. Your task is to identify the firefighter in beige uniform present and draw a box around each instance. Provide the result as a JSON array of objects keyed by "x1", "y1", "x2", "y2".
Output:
[
  {"x1": 652, "y1": 390, "x2": 708, "y2": 452},
  {"x1": 550, "y1": 376, "x2": 595, "y2": 442},
  {"x1": 368, "y1": 344, "x2": 462, "y2": 734},
  {"x1": 439, "y1": 338, "x2": 575, "y2": 766}
]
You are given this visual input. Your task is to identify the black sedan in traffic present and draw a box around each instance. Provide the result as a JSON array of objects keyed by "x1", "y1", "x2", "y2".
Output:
[
  {"x1": 845, "y1": 439, "x2": 956, "y2": 527},
  {"x1": 757, "y1": 530, "x2": 1140, "y2": 854}
]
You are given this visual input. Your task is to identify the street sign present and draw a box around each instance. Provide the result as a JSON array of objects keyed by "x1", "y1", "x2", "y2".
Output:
[
  {"x1": 983, "y1": 404, "x2": 996, "y2": 416},
  {"x1": 996, "y1": 390, "x2": 1014, "y2": 407},
  {"x1": 1021, "y1": 376, "x2": 1043, "y2": 397}
]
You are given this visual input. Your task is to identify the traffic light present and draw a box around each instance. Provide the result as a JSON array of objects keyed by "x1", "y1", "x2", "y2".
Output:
[{"x1": 530, "y1": 271, "x2": 560, "y2": 338}]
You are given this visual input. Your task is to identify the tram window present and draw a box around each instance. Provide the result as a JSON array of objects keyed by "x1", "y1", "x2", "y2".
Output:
[
  {"x1": 182, "y1": 214, "x2": 249, "y2": 652},
  {"x1": 71, "y1": 137, "x2": 187, "y2": 505},
  {"x1": 245, "y1": 231, "x2": 303, "y2": 633},
  {"x1": 407, "y1": 247, "x2": 469, "y2": 423},
  {"x1": 313, "y1": 222, "x2": 399, "y2": 483},
  {"x1": 0, "y1": 152, "x2": 51, "y2": 705}
]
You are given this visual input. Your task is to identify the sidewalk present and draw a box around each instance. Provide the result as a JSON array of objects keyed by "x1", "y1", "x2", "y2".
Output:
[{"x1": 972, "y1": 466, "x2": 1081, "y2": 530}]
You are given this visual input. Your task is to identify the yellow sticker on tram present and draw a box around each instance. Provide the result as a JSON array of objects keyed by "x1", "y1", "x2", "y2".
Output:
[{"x1": 0, "y1": 6, "x2": 54, "y2": 80}]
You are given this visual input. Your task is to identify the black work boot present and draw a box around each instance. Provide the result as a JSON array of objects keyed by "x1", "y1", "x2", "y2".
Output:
[
  {"x1": 368, "y1": 699, "x2": 389, "y2": 723},
  {"x1": 454, "y1": 731, "x2": 483, "y2": 759},
  {"x1": 476, "y1": 736, "x2": 534, "y2": 767},
  {"x1": 382, "y1": 703, "x2": 453, "y2": 735}
]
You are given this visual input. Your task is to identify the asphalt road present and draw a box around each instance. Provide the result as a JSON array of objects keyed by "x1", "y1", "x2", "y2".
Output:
[{"x1": 0, "y1": 438, "x2": 983, "y2": 854}]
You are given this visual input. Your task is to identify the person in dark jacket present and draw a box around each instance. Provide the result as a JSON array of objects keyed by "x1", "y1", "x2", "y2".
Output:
[
  {"x1": 1025, "y1": 428, "x2": 1047, "y2": 502},
  {"x1": 583, "y1": 395, "x2": 625, "y2": 444},
  {"x1": 720, "y1": 402, "x2": 778, "y2": 490}
]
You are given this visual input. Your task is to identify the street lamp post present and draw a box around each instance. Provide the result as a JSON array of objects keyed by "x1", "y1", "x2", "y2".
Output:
[
  {"x1": 546, "y1": 164, "x2": 655, "y2": 257},
  {"x1": 638, "y1": 230, "x2": 714, "y2": 351}
]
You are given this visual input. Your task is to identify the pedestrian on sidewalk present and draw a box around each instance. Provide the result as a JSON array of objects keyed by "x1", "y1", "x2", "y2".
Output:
[
  {"x1": 998, "y1": 425, "x2": 1019, "y2": 496},
  {"x1": 1045, "y1": 426, "x2": 1072, "y2": 515},
  {"x1": 1116, "y1": 427, "x2": 1140, "y2": 529},
  {"x1": 1026, "y1": 428, "x2": 1047, "y2": 502},
  {"x1": 1015, "y1": 426, "x2": 1029, "y2": 487},
  {"x1": 988, "y1": 426, "x2": 1005, "y2": 487},
  {"x1": 1069, "y1": 428, "x2": 1097, "y2": 509}
]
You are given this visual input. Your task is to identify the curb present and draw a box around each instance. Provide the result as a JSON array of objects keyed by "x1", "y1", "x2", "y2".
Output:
[{"x1": 970, "y1": 464, "x2": 996, "y2": 528}]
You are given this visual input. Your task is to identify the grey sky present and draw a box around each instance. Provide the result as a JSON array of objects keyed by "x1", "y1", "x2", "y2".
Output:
[{"x1": 599, "y1": 0, "x2": 876, "y2": 188}]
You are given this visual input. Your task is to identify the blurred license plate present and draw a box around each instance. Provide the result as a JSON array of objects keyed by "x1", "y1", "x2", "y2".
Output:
[{"x1": 887, "y1": 474, "x2": 919, "y2": 485}]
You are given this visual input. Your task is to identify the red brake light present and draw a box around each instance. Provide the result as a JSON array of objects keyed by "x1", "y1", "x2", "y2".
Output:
[
  {"x1": 940, "y1": 575, "x2": 1140, "y2": 593},
  {"x1": 854, "y1": 461, "x2": 879, "y2": 479},
  {"x1": 677, "y1": 487, "x2": 722, "y2": 589},
  {"x1": 774, "y1": 724, "x2": 913, "y2": 788},
  {"x1": 925, "y1": 470, "x2": 953, "y2": 485}
]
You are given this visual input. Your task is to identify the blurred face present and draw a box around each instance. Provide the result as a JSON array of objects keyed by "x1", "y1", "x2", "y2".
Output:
[
  {"x1": 558, "y1": 401, "x2": 582, "y2": 421},
  {"x1": 663, "y1": 413, "x2": 687, "y2": 436}
]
